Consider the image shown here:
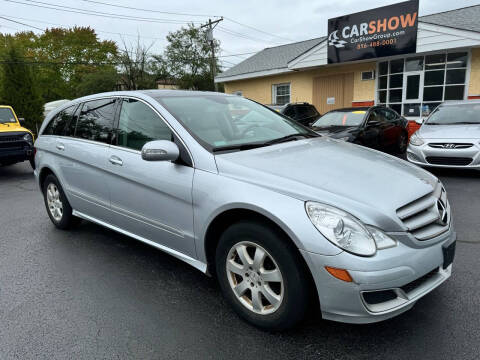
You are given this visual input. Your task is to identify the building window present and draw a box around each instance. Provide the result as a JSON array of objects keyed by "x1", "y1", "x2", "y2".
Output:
[
  {"x1": 272, "y1": 83, "x2": 290, "y2": 105},
  {"x1": 232, "y1": 91, "x2": 243, "y2": 96},
  {"x1": 361, "y1": 70, "x2": 375, "y2": 80},
  {"x1": 377, "y1": 51, "x2": 468, "y2": 117}
]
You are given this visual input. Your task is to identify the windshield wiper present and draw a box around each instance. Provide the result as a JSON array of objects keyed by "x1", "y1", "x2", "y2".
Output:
[
  {"x1": 211, "y1": 134, "x2": 317, "y2": 153},
  {"x1": 211, "y1": 142, "x2": 267, "y2": 153},
  {"x1": 263, "y1": 133, "x2": 317, "y2": 145},
  {"x1": 450, "y1": 122, "x2": 479, "y2": 125}
]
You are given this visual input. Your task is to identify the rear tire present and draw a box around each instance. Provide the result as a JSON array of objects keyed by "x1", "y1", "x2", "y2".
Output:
[
  {"x1": 29, "y1": 157, "x2": 35, "y2": 170},
  {"x1": 42, "y1": 174, "x2": 80, "y2": 229},
  {"x1": 215, "y1": 220, "x2": 310, "y2": 331}
]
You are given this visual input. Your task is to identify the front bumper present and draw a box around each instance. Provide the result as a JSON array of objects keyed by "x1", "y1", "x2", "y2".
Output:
[
  {"x1": 407, "y1": 140, "x2": 480, "y2": 169},
  {"x1": 301, "y1": 226, "x2": 456, "y2": 324},
  {"x1": 0, "y1": 147, "x2": 33, "y2": 163}
]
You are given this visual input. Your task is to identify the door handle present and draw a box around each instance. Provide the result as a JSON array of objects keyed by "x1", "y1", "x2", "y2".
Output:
[
  {"x1": 56, "y1": 143, "x2": 65, "y2": 151},
  {"x1": 109, "y1": 155, "x2": 123, "y2": 166}
]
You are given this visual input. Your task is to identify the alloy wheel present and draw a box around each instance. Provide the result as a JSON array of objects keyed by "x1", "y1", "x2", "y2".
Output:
[
  {"x1": 46, "y1": 183, "x2": 63, "y2": 222},
  {"x1": 226, "y1": 241, "x2": 284, "y2": 315}
]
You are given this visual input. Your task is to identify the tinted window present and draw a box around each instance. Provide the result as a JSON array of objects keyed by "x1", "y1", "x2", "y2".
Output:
[
  {"x1": 380, "y1": 108, "x2": 398, "y2": 122},
  {"x1": 75, "y1": 99, "x2": 116, "y2": 143},
  {"x1": 296, "y1": 105, "x2": 318, "y2": 119},
  {"x1": 0, "y1": 108, "x2": 16, "y2": 123},
  {"x1": 43, "y1": 105, "x2": 76, "y2": 136},
  {"x1": 65, "y1": 105, "x2": 81, "y2": 137},
  {"x1": 283, "y1": 107, "x2": 295, "y2": 118},
  {"x1": 117, "y1": 99, "x2": 173, "y2": 151}
]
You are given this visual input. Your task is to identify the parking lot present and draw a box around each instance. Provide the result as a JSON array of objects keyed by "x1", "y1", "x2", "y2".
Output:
[{"x1": 0, "y1": 161, "x2": 479, "y2": 360}]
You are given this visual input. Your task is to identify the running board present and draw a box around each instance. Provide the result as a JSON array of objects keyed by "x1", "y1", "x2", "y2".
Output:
[{"x1": 72, "y1": 210, "x2": 207, "y2": 273}]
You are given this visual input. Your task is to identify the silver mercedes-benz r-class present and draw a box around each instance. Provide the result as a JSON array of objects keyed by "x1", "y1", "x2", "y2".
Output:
[{"x1": 34, "y1": 91, "x2": 456, "y2": 330}]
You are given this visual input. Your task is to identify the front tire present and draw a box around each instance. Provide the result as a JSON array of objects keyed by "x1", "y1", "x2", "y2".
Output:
[
  {"x1": 43, "y1": 174, "x2": 79, "y2": 229},
  {"x1": 215, "y1": 220, "x2": 310, "y2": 331}
]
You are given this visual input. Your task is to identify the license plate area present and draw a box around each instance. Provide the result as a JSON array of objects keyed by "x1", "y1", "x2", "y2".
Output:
[{"x1": 442, "y1": 241, "x2": 456, "y2": 269}]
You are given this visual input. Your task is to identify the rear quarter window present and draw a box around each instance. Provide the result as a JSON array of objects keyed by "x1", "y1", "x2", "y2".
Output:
[{"x1": 42, "y1": 105, "x2": 77, "y2": 136}]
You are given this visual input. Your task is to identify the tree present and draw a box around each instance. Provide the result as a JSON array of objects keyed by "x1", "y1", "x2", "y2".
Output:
[
  {"x1": 75, "y1": 67, "x2": 119, "y2": 97},
  {"x1": 156, "y1": 24, "x2": 221, "y2": 91},
  {"x1": 117, "y1": 37, "x2": 156, "y2": 90},
  {"x1": 0, "y1": 45, "x2": 43, "y2": 133},
  {"x1": 0, "y1": 27, "x2": 119, "y2": 101}
]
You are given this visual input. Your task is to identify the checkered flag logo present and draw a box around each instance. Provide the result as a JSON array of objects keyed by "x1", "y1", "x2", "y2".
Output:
[{"x1": 328, "y1": 30, "x2": 347, "y2": 48}]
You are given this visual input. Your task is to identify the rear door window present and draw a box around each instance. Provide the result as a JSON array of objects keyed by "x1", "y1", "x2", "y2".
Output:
[
  {"x1": 74, "y1": 98, "x2": 116, "y2": 144},
  {"x1": 42, "y1": 105, "x2": 77, "y2": 136}
]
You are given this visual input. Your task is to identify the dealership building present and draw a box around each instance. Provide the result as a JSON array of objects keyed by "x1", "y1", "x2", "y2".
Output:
[{"x1": 215, "y1": 4, "x2": 480, "y2": 120}]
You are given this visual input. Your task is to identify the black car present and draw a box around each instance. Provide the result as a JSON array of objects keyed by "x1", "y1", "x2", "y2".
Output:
[
  {"x1": 311, "y1": 106, "x2": 409, "y2": 153},
  {"x1": 269, "y1": 102, "x2": 321, "y2": 126}
]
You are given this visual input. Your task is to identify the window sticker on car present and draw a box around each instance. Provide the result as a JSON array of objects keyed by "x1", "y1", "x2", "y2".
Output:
[{"x1": 352, "y1": 111, "x2": 366, "y2": 114}]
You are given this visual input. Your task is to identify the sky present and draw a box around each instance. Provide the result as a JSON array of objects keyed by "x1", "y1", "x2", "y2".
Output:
[{"x1": 0, "y1": 0, "x2": 477, "y2": 70}]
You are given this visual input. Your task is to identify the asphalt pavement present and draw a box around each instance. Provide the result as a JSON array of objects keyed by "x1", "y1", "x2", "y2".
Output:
[{"x1": 0, "y1": 162, "x2": 479, "y2": 360}]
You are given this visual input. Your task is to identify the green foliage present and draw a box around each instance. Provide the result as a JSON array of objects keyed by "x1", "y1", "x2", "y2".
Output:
[
  {"x1": 0, "y1": 45, "x2": 43, "y2": 133},
  {"x1": 75, "y1": 67, "x2": 119, "y2": 97},
  {"x1": 0, "y1": 27, "x2": 119, "y2": 101},
  {"x1": 156, "y1": 24, "x2": 222, "y2": 91}
]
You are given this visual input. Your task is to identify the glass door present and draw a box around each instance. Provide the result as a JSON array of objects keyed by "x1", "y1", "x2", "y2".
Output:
[{"x1": 402, "y1": 71, "x2": 423, "y2": 118}]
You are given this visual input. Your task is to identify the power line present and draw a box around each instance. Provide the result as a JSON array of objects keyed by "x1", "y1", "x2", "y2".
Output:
[
  {"x1": 78, "y1": 0, "x2": 220, "y2": 19},
  {"x1": 0, "y1": 15, "x2": 43, "y2": 30},
  {"x1": 223, "y1": 17, "x2": 293, "y2": 42},
  {"x1": 217, "y1": 26, "x2": 280, "y2": 45},
  {"x1": 3, "y1": 0, "x2": 203, "y2": 25},
  {"x1": 78, "y1": 0, "x2": 292, "y2": 43}
]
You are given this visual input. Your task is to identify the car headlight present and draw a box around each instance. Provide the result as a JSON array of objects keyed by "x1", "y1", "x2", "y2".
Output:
[
  {"x1": 365, "y1": 226, "x2": 397, "y2": 250},
  {"x1": 23, "y1": 133, "x2": 33, "y2": 144},
  {"x1": 338, "y1": 136, "x2": 350, "y2": 141},
  {"x1": 409, "y1": 132, "x2": 424, "y2": 146},
  {"x1": 305, "y1": 202, "x2": 396, "y2": 256}
]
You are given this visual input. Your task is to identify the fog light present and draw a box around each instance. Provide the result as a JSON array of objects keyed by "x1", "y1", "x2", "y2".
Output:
[{"x1": 325, "y1": 266, "x2": 353, "y2": 282}]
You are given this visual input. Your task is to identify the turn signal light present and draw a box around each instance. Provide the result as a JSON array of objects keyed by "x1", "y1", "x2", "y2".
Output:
[{"x1": 325, "y1": 266, "x2": 353, "y2": 282}]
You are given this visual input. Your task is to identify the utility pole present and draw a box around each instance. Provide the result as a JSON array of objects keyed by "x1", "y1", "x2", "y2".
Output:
[{"x1": 201, "y1": 17, "x2": 223, "y2": 92}]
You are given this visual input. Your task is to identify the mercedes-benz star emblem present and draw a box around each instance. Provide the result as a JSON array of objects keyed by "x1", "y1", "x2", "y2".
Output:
[{"x1": 436, "y1": 199, "x2": 448, "y2": 226}]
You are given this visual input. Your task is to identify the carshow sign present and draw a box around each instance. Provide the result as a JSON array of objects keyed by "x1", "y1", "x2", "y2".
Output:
[{"x1": 327, "y1": 0, "x2": 418, "y2": 63}]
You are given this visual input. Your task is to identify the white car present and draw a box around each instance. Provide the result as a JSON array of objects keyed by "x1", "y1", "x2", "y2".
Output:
[{"x1": 407, "y1": 101, "x2": 480, "y2": 169}]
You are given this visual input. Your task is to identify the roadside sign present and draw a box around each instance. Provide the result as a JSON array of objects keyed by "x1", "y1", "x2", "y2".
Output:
[{"x1": 327, "y1": 0, "x2": 418, "y2": 63}]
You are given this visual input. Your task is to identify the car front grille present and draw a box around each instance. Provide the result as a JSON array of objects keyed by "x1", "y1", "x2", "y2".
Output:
[
  {"x1": 426, "y1": 156, "x2": 473, "y2": 166},
  {"x1": 0, "y1": 134, "x2": 23, "y2": 143},
  {"x1": 396, "y1": 182, "x2": 450, "y2": 240},
  {"x1": 428, "y1": 143, "x2": 473, "y2": 149}
]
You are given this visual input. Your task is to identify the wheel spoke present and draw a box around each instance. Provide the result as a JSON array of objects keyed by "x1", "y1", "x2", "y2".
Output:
[
  {"x1": 251, "y1": 288, "x2": 263, "y2": 311},
  {"x1": 47, "y1": 189, "x2": 53, "y2": 201},
  {"x1": 261, "y1": 284, "x2": 281, "y2": 307},
  {"x1": 235, "y1": 245, "x2": 253, "y2": 267},
  {"x1": 233, "y1": 280, "x2": 249, "y2": 297},
  {"x1": 252, "y1": 247, "x2": 266, "y2": 270},
  {"x1": 261, "y1": 268, "x2": 282, "y2": 282},
  {"x1": 227, "y1": 259, "x2": 244, "y2": 275}
]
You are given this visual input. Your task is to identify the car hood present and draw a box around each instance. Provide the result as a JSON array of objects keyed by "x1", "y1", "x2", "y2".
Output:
[
  {"x1": 312, "y1": 125, "x2": 359, "y2": 139},
  {"x1": 0, "y1": 123, "x2": 32, "y2": 134},
  {"x1": 215, "y1": 137, "x2": 438, "y2": 231},
  {"x1": 419, "y1": 124, "x2": 480, "y2": 139}
]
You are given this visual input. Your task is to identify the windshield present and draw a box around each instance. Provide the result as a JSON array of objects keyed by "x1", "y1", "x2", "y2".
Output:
[
  {"x1": 426, "y1": 104, "x2": 480, "y2": 125},
  {"x1": 155, "y1": 95, "x2": 317, "y2": 151},
  {"x1": 0, "y1": 108, "x2": 17, "y2": 124},
  {"x1": 312, "y1": 110, "x2": 366, "y2": 127}
]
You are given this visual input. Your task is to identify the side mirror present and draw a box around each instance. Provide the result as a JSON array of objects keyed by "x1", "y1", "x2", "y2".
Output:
[
  {"x1": 141, "y1": 140, "x2": 179, "y2": 162},
  {"x1": 18, "y1": 118, "x2": 26, "y2": 127},
  {"x1": 415, "y1": 118, "x2": 424, "y2": 125}
]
